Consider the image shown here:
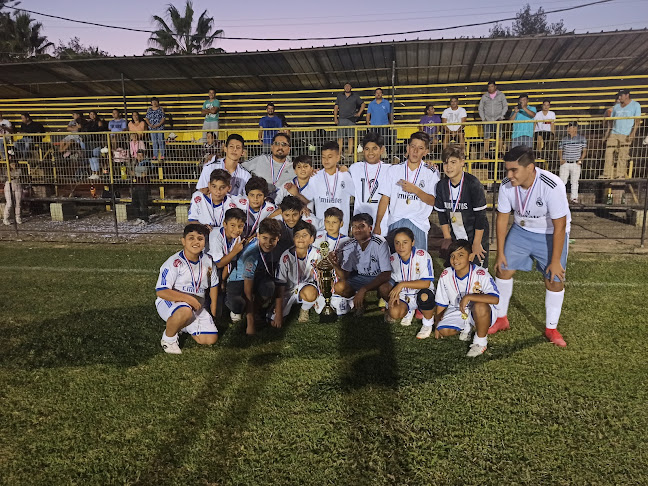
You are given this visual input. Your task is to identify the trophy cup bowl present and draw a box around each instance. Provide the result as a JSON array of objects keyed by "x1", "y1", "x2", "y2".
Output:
[{"x1": 317, "y1": 241, "x2": 337, "y2": 323}]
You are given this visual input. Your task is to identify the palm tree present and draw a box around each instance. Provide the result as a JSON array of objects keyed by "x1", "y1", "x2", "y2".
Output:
[
  {"x1": 0, "y1": 8, "x2": 53, "y2": 61},
  {"x1": 146, "y1": 1, "x2": 224, "y2": 55}
]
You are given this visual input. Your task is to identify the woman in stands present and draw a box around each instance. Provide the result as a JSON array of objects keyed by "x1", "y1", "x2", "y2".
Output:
[{"x1": 145, "y1": 98, "x2": 166, "y2": 161}]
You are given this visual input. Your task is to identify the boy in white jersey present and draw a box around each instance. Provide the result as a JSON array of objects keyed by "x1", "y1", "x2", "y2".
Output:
[
  {"x1": 429, "y1": 240, "x2": 500, "y2": 357},
  {"x1": 274, "y1": 154, "x2": 316, "y2": 214},
  {"x1": 314, "y1": 207, "x2": 350, "y2": 252},
  {"x1": 299, "y1": 140, "x2": 354, "y2": 232},
  {"x1": 348, "y1": 131, "x2": 390, "y2": 234},
  {"x1": 330, "y1": 213, "x2": 392, "y2": 315},
  {"x1": 378, "y1": 227, "x2": 435, "y2": 327},
  {"x1": 375, "y1": 131, "x2": 440, "y2": 251},
  {"x1": 208, "y1": 208, "x2": 247, "y2": 294},
  {"x1": 156, "y1": 224, "x2": 219, "y2": 354},
  {"x1": 492, "y1": 146, "x2": 571, "y2": 347},
  {"x1": 235, "y1": 175, "x2": 277, "y2": 239},
  {"x1": 197, "y1": 134, "x2": 251, "y2": 196},
  {"x1": 274, "y1": 220, "x2": 322, "y2": 325},
  {"x1": 188, "y1": 169, "x2": 239, "y2": 231}
]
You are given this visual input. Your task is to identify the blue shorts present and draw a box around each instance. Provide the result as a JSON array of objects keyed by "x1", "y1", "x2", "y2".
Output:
[
  {"x1": 348, "y1": 272, "x2": 377, "y2": 292},
  {"x1": 503, "y1": 223, "x2": 568, "y2": 282},
  {"x1": 511, "y1": 136, "x2": 533, "y2": 148}
]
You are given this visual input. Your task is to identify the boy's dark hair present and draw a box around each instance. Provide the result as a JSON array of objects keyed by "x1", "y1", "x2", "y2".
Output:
[
  {"x1": 224, "y1": 208, "x2": 246, "y2": 223},
  {"x1": 518, "y1": 94, "x2": 529, "y2": 100},
  {"x1": 362, "y1": 131, "x2": 384, "y2": 148},
  {"x1": 210, "y1": 168, "x2": 231, "y2": 185},
  {"x1": 112, "y1": 109, "x2": 121, "y2": 115},
  {"x1": 423, "y1": 104, "x2": 435, "y2": 114},
  {"x1": 272, "y1": 132, "x2": 290, "y2": 145},
  {"x1": 293, "y1": 154, "x2": 313, "y2": 169},
  {"x1": 409, "y1": 131, "x2": 430, "y2": 146},
  {"x1": 441, "y1": 144, "x2": 465, "y2": 162},
  {"x1": 208, "y1": 88, "x2": 216, "y2": 93},
  {"x1": 324, "y1": 207, "x2": 344, "y2": 221},
  {"x1": 449, "y1": 96, "x2": 459, "y2": 102},
  {"x1": 393, "y1": 227, "x2": 415, "y2": 242},
  {"x1": 504, "y1": 146, "x2": 535, "y2": 167},
  {"x1": 279, "y1": 195, "x2": 304, "y2": 212},
  {"x1": 487, "y1": 80, "x2": 497, "y2": 86},
  {"x1": 226, "y1": 133, "x2": 245, "y2": 148},
  {"x1": 375, "y1": 87, "x2": 383, "y2": 93},
  {"x1": 259, "y1": 218, "x2": 282, "y2": 238},
  {"x1": 351, "y1": 212, "x2": 373, "y2": 227},
  {"x1": 293, "y1": 219, "x2": 316, "y2": 238},
  {"x1": 448, "y1": 239, "x2": 472, "y2": 256},
  {"x1": 245, "y1": 175, "x2": 269, "y2": 196},
  {"x1": 267, "y1": 102, "x2": 275, "y2": 108},
  {"x1": 151, "y1": 97, "x2": 159, "y2": 102},
  {"x1": 542, "y1": 99, "x2": 551, "y2": 105},
  {"x1": 183, "y1": 223, "x2": 209, "y2": 239},
  {"x1": 322, "y1": 140, "x2": 340, "y2": 152}
]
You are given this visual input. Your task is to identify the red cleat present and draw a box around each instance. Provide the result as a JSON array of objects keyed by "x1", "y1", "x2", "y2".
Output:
[
  {"x1": 488, "y1": 316, "x2": 510, "y2": 334},
  {"x1": 545, "y1": 328, "x2": 567, "y2": 347}
]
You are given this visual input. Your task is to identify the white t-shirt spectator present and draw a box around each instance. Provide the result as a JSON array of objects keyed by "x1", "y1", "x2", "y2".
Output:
[
  {"x1": 441, "y1": 107, "x2": 468, "y2": 131},
  {"x1": 534, "y1": 111, "x2": 556, "y2": 133}
]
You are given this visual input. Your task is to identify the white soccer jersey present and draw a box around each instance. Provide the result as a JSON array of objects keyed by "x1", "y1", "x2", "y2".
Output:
[
  {"x1": 435, "y1": 264, "x2": 499, "y2": 311},
  {"x1": 339, "y1": 234, "x2": 391, "y2": 277},
  {"x1": 276, "y1": 246, "x2": 322, "y2": 291},
  {"x1": 313, "y1": 230, "x2": 350, "y2": 253},
  {"x1": 498, "y1": 168, "x2": 571, "y2": 234},
  {"x1": 274, "y1": 178, "x2": 315, "y2": 212},
  {"x1": 390, "y1": 248, "x2": 435, "y2": 297},
  {"x1": 441, "y1": 106, "x2": 467, "y2": 131},
  {"x1": 196, "y1": 157, "x2": 251, "y2": 196},
  {"x1": 348, "y1": 161, "x2": 390, "y2": 233},
  {"x1": 207, "y1": 226, "x2": 241, "y2": 263},
  {"x1": 230, "y1": 196, "x2": 277, "y2": 237},
  {"x1": 301, "y1": 169, "x2": 355, "y2": 231},
  {"x1": 379, "y1": 161, "x2": 440, "y2": 233},
  {"x1": 155, "y1": 250, "x2": 219, "y2": 298},
  {"x1": 188, "y1": 191, "x2": 240, "y2": 227}
]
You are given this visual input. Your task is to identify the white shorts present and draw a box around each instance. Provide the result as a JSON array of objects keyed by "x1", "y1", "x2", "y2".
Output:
[
  {"x1": 155, "y1": 299, "x2": 218, "y2": 335},
  {"x1": 398, "y1": 291, "x2": 419, "y2": 312},
  {"x1": 437, "y1": 305, "x2": 497, "y2": 333},
  {"x1": 281, "y1": 282, "x2": 318, "y2": 316}
]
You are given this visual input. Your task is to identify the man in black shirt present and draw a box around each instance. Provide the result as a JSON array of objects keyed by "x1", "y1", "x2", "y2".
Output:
[{"x1": 15, "y1": 113, "x2": 45, "y2": 158}]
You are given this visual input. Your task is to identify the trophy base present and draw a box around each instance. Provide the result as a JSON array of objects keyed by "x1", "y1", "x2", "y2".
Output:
[{"x1": 319, "y1": 306, "x2": 337, "y2": 323}]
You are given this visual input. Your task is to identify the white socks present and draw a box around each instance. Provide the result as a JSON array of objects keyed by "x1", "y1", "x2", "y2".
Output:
[
  {"x1": 301, "y1": 300, "x2": 315, "y2": 311},
  {"x1": 545, "y1": 289, "x2": 565, "y2": 329},
  {"x1": 473, "y1": 334, "x2": 488, "y2": 347},
  {"x1": 422, "y1": 317, "x2": 434, "y2": 328},
  {"x1": 162, "y1": 331, "x2": 177, "y2": 343},
  {"x1": 495, "y1": 277, "x2": 513, "y2": 317}
]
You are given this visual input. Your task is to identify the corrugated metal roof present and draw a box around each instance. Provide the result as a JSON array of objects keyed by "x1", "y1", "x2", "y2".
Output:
[{"x1": 0, "y1": 30, "x2": 647, "y2": 99}]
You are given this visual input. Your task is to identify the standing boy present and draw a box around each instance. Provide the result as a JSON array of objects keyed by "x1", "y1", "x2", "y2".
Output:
[
  {"x1": 156, "y1": 224, "x2": 219, "y2": 354},
  {"x1": 510, "y1": 94, "x2": 537, "y2": 148},
  {"x1": 441, "y1": 97, "x2": 467, "y2": 148},
  {"x1": 258, "y1": 103, "x2": 283, "y2": 151},
  {"x1": 197, "y1": 134, "x2": 251, "y2": 197},
  {"x1": 492, "y1": 146, "x2": 571, "y2": 347},
  {"x1": 201, "y1": 88, "x2": 220, "y2": 140},
  {"x1": 188, "y1": 169, "x2": 239, "y2": 230},
  {"x1": 375, "y1": 131, "x2": 440, "y2": 251},
  {"x1": 558, "y1": 122, "x2": 588, "y2": 204}
]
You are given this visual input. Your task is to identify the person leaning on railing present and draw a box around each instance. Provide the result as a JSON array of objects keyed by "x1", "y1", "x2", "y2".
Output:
[
  {"x1": 603, "y1": 89, "x2": 641, "y2": 179},
  {"x1": 14, "y1": 113, "x2": 45, "y2": 159}
]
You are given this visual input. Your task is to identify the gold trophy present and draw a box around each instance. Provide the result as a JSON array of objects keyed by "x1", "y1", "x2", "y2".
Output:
[{"x1": 317, "y1": 241, "x2": 337, "y2": 323}]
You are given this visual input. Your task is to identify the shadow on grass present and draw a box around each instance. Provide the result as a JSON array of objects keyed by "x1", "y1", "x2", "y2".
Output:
[
  {"x1": 511, "y1": 294, "x2": 546, "y2": 333},
  {"x1": 0, "y1": 305, "x2": 160, "y2": 369}
]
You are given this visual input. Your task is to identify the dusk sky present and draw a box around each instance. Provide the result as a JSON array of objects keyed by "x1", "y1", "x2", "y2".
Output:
[{"x1": 19, "y1": 0, "x2": 648, "y2": 56}]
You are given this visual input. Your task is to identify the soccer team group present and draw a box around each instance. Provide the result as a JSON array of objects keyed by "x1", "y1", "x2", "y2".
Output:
[{"x1": 156, "y1": 129, "x2": 572, "y2": 357}]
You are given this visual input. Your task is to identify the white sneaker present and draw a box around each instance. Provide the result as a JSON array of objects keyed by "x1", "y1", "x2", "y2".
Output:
[
  {"x1": 230, "y1": 312, "x2": 242, "y2": 323},
  {"x1": 298, "y1": 308, "x2": 309, "y2": 323},
  {"x1": 466, "y1": 343, "x2": 487, "y2": 358},
  {"x1": 416, "y1": 325, "x2": 433, "y2": 339},
  {"x1": 459, "y1": 328, "x2": 472, "y2": 341},
  {"x1": 2, "y1": 219, "x2": 9, "y2": 226},
  {"x1": 400, "y1": 310, "x2": 414, "y2": 327},
  {"x1": 160, "y1": 338, "x2": 182, "y2": 354},
  {"x1": 15, "y1": 216, "x2": 22, "y2": 224},
  {"x1": 88, "y1": 173, "x2": 100, "y2": 180}
]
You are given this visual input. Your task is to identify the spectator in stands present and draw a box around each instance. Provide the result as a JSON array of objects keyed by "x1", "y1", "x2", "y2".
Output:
[
  {"x1": 442, "y1": 97, "x2": 467, "y2": 148},
  {"x1": 0, "y1": 112, "x2": 15, "y2": 160},
  {"x1": 201, "y1": 88, "x2": 220, "y2": 141},
  {"x1": 258, "y1": 102, "x2": 283, "y2": 152},
  {"x1": 603, "y1": 89, "x2": 641, "y2": 179},
  {"x1": 334, "y1": 83, "x2": 365, "y2": 158},
  {"x1": 420, "y1": 104, "x2": 441, "y2": 139},
  {"x1": 132, "y1": 154, "x2": 151, "y2": 224},
  {"x1": 367, "y1": 88, "x2": 393, "y2": 154},
  {"x1": 108, "y1": 109, "x2": 127, "y2": 132},
  {"x1": 58, "y1": 111, "x2": 86, "y2": 156},
  {"x1": 15, "y1": 113, "x2": 45, "y2": 159},
  {"x1": 3, "y1": 159, "x2": 22, "y2": 225},
  {"x1": 128, "y1": 111, "x2": 146, "y2": 134},
  {"x1": 478, "y1": 81, "x2": 508, "y2": 158},
  {"x1": 559, "y1": 121, "x2": 587, "y2": 204},
  {"x1": 277, "y1": 113, "x2": 291, "y2": 137},
  {"x1": 510, "y1": 94, "x2": 536, "y2": 148},
  {"x1": 202, "y1": 131, "x2": 220, "y2": 164},
  {"x1": 82, "y1": 111, "x2": 106, "y2": 180},
  {"x1": 534, "y1": 100, "x2": 556, "y2": 160},
  {"x1": 145, "y1": 98, "x2": 166, "y2": 160},
  {"x1": 242, "y1": 132, "x2": 295, "y2": 200}
]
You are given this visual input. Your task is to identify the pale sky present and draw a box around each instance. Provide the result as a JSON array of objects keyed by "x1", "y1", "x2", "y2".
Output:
[{"x1": 16, "y1": 0, "x2": 648, "y2": 56}]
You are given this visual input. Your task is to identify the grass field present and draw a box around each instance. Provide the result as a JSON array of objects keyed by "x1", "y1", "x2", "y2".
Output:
[{"x1": 1, "y1": 241, "x2": 647, "y2": 485}]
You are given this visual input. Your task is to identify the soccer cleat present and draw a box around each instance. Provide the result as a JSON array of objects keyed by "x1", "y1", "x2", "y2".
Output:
[
  {"x1": 160, "y1": 338, "x2": 182, "y2": 354},
  {"x1": 466, "y1": 343, "x2": 487, "y2": 358},
  {"x1": 459, "y1": 328, "x2": 472, "y2": 341},
  {"x1": 400, "y1": 310, "x2": 414, "y2": 327},
  {"x1": 416, "y1": 325, "x2": 433, "y2": 339},
  {"x1": 298, "y1": 308, "x2": 310, "y2": 323},
  {"x1": 488, "y1": 316, "x2": 510, "y2": 334},
  {"x1": 545, "y1": 328, "x2": 567, "y2": 347},
  {"x1": 230, "y1": 312, "x2": 242, "y2": 323}
]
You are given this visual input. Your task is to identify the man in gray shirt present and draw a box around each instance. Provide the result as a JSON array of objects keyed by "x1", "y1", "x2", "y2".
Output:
[
  {"x1": 478, "y1": 80, "x2": 508, "y2": 158},
  {"x1": 334, "y1": 83, "x2": 365, "y2": 158},
  {"x1": 241, "y1": 132, "x2": 295, "y2": 200}
]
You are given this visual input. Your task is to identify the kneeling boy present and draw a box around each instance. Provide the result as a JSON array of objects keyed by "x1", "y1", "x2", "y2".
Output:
[{"x1": 155, "y1": 224, "x2": 219, "y2": 354}]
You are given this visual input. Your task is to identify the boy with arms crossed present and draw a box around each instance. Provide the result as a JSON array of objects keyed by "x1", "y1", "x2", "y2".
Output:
[
  {"x1": 430, "y1": 240, "x2": 500, "y2": 357},
  {"x1": 348, "y1": 131, "x2": 390, "y2": 234},
  {"x1": 378, "y1": 228, "x2": 435, "y2": 327},
  {"x1": 375, "y1": 131, "x2": 439, "y2": 251},
  {"x1": 188, "y1": 169, "x2": 239, "y2": 231},
  {"x1": 197, "y1": 134, "x2": 251, "y2": 197},
  {"x1": 434, "y1": 145, "x2": 490, "y2": 266},
  {"x1": 274, "y1": 220, "x2": 322, "y2": 325},
  {"x1": 156, "y1": 224, "x2": 219, "y2": 354},
  {"x1": 491, "y1": 146, "x2": 570, "y2": 347}
]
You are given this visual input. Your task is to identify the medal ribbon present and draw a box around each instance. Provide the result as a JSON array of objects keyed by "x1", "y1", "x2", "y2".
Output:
[
  {"x1": 400, "y1": 249, "x2": 414, "y2": 292},
  {"x1": 259, "y1": 249, "x2": 273, "y2": 277},
  {"x1": 449, "y1": 173, "x2": 465, "y2": 214},
  {"x1": 452, "y1": 264, "x2": 474, "y2": 301},
  {"x1": 222, "y1": 227, "x2": 239, "y2": 273},
  {"x1": 271, "y1": 158, "x2": 288, "y2": 186},
  {"x1": 293, "y1": 176, "x2": 307, "y2": 192},
  {"x1": 515, "y1": 172, "x2": 539, "y2": 217},
  {"x1": 324, "y1": 170, "x2": 339, "y2": 199},
  {"x1": 246, "y1": 204, "x2": 263, "y2": 237},
  {"x1": 183, "y1": 251, "x2": 203, "y2": 293},
  {"x1": 328, "y1": 233, "x2": 342, "y2": 253},
  {"x1": 210, "y1": 201, "x2": 226, "y2": 227},
  {"x1": 364, "y1": 162, "x2": 382, "y2": 202},
  {"x1": 405, "y1": 161, "x2": 422, "y2": 186}
]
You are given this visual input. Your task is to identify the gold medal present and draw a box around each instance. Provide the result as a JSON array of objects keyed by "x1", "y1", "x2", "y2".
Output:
[
  {"x1": 520, "y1": 220, "x2": 525, "y2": 227},
  {"x1": 452, "y1": 216, "x2": 457, "y2": 223},
  {"x1": 461, "y1": 312, "x2": 468, "y2": 320},
  {"x1": 406, "y1": 199, "x2": 411, "y2": 205}
]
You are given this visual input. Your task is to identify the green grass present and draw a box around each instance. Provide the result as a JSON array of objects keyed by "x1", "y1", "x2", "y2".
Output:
[{"x1": 1, "y1": 242, "x2": 647, "y2": 485}]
